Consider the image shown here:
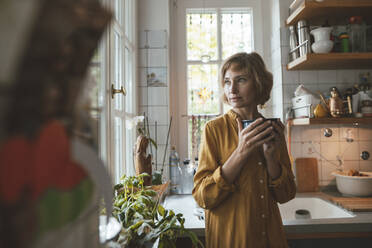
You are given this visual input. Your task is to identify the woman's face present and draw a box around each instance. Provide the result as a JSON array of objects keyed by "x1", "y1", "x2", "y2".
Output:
[{"x1": 223, "y1": 66, "x2": 257, "y2": 108}]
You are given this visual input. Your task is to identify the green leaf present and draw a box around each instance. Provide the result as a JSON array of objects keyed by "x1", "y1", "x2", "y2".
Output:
[
  {"x1": 129, "y1": 220, "x2": 144, "y2": 231},
  {"x1": 148, "y1": 137, "x2": 158, "y2": 150},
  {"x1": 158, "y1": 205, "x2": 165, "y2": 217}
]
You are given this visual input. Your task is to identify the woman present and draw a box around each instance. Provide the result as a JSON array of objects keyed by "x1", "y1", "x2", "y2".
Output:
[{"x1": 192, "y1": 52, "x2": 296, "y2": 248}]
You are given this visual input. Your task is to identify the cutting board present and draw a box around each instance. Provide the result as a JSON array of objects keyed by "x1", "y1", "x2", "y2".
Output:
[
  {"x1": 295, "y1": 157, "x2": 319, "y2": 192},
  {"x1": 330, "y1": 197, "x2": 372, "y2": 212}
]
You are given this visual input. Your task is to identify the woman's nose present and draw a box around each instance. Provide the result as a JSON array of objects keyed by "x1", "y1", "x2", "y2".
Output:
[{"x1": 229, "y1": 82, "x2": 238, "y2": 93}]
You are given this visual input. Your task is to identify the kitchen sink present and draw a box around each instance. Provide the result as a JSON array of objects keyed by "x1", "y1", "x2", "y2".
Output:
[{"x1": 279, "y1": 197, "x2": 355, "y2": 221}]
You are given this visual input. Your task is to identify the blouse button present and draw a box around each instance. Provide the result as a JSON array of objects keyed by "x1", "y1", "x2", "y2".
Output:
[
  {"x1": 261, "y1": 214, "x2": 265, "y2": 218},
  {"x1": 258, "y1": 161, "x2": 263, "y2": 165},
  {"x1": 260, "y1": 195, "x2": 264, "y2": 199},
  {"x1": 262, "y1": 231, "x2": 266, "y2": 236},
  {"x1": 259, "y1": 179, "x2": 264, "y2": 184}
]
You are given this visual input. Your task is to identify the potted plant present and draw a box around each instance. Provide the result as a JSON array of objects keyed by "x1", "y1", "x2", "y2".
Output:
[{"x1": 110, "y1": 173, "x2": 203, "y2": 248}]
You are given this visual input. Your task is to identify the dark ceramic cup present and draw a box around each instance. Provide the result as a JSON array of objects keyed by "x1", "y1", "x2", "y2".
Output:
[{"x1": 242, "y1": 118, "x2": 279, "y2": 129}]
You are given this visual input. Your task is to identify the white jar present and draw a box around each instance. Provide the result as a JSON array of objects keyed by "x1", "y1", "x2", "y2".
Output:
[{"x1": 310, "y1": 27, "x2": 334, "y2": 53}]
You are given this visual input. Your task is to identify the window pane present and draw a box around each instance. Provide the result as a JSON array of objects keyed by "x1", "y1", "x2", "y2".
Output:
[
  {"x1": 125, "y1": 0, "x2": 132, "y2": 41},
  {"x1": 221, "y1": 10, "x2": 253, "y2": 59},
  {"x1": 114, "y1": 30, "x2": 123, "y2": 110},
  {"x1": 124, "y1": 47, "x2": 135, "y2": 176},
  {"x1": 114, "y1": 117, "x2": 123, "y2": 183},
  {"x1": 124, "y1": 47, "x2": 132, "y2": 113},
  {"x1": 114, "y1": 0, "x2": 123, "y2": 25},
  {"x1": 186, "y1": 12, "x2": 217, "y2": 61},
  {"x1": 187, "y1": 64, "x2": 219, "y2": 115}
]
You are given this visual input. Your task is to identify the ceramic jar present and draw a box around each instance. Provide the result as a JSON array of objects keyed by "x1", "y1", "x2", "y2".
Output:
[{"x1": 310, "y1": 27, "x2": 334, "y2": 53}]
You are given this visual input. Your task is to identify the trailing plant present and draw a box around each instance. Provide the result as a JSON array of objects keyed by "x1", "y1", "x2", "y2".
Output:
[{"x1": 111, "y1": 173, "x2": 203, "y2": 248}]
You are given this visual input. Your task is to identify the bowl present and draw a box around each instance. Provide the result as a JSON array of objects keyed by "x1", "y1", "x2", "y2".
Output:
[
  {"x1": 311, "y1": 40, "x2": 334, "y2": 53},
  {"x1": 332, "y1": 171, "x2": 372, "y2": 197}
]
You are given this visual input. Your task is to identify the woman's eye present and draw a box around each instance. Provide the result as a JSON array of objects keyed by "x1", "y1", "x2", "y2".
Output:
[
  {"x1": 224, "y1": 80, "x2": 231, "y2": 85},
  {"x1": 237, "y1": 78, "x2": 247, "y2": 83}
]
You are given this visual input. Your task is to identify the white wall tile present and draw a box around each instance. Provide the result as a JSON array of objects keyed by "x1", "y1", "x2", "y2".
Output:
[
  {"x1": 138, "y1": 49, "x2": 147, "y2": 67},
  {"x1": 359, "y1": 142, "x2": 372, "y2": 160},
  {"x1": 320, "y1": 125, "x2": 339, "y2": 142},
  {"x1": 138, "y1": 68, "x2": 147, "y2": 86},
  {"x1": 281, "y1": 46, "x2": 290, "y2": 65},
  {"x1": 302, "y1": 141, "x2": 321, "y2": 160},
  {"x1": 280, "y1": 27, "x2": 289, "y2": 46},
  {"x1": 291, "y1": 126, "x2": 303, "y2": 142},
  {"x1": 320, "y1": 141, "x2": 340, "y2": 161},
  {"x1": 299, "y1": 71, "x2": 318, "y2": 84},
  {"x1": 340, "y1": 125, "x2": 359, "y2": 142},
  {"x1": 322, "y1": 160, "x2": 338, "y2": 183},
  {"x1": 139, "y1": 106, "x2": 148, "y2": 117},
  {"x1": 139, "y1": 30, "x2": 147, "y2": 48},
  {"x1": 148, "y1": 30, "x2": 167, "y2": 48},
  {"x1": 359, "y1": 126, "x2": 372, "y2": 141},
  {"x1": 342, "y1": 160, "x2": 360, "y2": 172},
  {"x1": 138, "y1": 87, "x2": 148, "y2": 106},
  {"x1": 282, "y1": 68, "x2": 299, "y2": 85},
  {"x1": 339, "y1": 141, "x2": 359, "y2": 160},
  {"x1": 317, "y1": 83, "x2": 335, "y2": 96},
  {"x1": 301, "y1": 126, "x2": 321, "y2": 142},
  {"x1": 336, "y1": 70, "x2": 356, "y2": 84},
  {"x1": 283, "y1": 84, "x2": 296, "y2": 104},
  {"x1": 318, "y1": 70, "x2": 337, "y2": 83},
  {"x1": 360, "y1": 161, "x2": 372, "y2": 172},
  {"x1": 148, "y1": 87, "x2": 168, "y2": 106},
  {"x1": 291, "y1": 141, "x2": 303, "y2": 158},
  {"x1": 147, "y1": 106, "x2": 168, "y2": 125}
]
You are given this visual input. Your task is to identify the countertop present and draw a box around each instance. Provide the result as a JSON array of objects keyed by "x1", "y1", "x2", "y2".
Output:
[{"x1": 163, "y1": 192, "x2": 372, "y2": 237}]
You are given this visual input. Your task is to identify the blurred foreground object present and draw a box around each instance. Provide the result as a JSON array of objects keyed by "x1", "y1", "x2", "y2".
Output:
[{"x1": 0, "y1": 0, "x2": 112, "y2": 247}]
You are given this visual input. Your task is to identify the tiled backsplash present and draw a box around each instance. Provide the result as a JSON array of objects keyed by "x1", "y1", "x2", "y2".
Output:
[{"x1": 290, "y1": 124, "x2": 372, "y2": 186}]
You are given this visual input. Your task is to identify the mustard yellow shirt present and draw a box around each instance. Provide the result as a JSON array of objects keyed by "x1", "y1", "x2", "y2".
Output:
[{"x1": 192, "y1": 110, "x2": 296, "y2": 248}]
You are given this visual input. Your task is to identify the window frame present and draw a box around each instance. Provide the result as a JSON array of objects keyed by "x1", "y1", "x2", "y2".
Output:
[
  {"x1": 95, "y1": 0, "x2": 137, "y2": 183},
  {"x1": 170, "y1": 0, "x2": 263, "y2": 160}
]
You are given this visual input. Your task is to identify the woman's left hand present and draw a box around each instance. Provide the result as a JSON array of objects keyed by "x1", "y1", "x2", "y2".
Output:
[{"x1": 263, "y1": 119, "x2": 285, "y2": 162}]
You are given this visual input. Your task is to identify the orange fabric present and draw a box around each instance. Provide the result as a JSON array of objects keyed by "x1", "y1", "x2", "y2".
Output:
[
  {"x1": 192, "y1": 110, "x2": 296, "y2": 248},
  {"x1": 0, "y1": 137, "x2": 32, "y2": 204},
  {"x1": 0, "y1": 120, "x2": 87, "y2": 204}
]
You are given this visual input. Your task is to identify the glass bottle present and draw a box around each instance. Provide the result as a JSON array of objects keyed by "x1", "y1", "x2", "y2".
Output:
[
  {"x1": 169, "y1": 146, "x2": 181, "y2": 194},
  {"x1": 348, "y1": 16, "x2": 366, "y2": 53}
]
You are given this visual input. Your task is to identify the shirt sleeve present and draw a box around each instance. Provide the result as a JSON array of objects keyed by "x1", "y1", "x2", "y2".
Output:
[
  {"x1": 192, "y1": 122, "x2": 236, "y2": 210},
  {"x1": 268, "y1": 136, "x2": 296, "y2": 204}
]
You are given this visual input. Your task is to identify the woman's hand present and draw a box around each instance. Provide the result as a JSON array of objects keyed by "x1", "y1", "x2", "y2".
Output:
[
  {"x1": 263, "y1": 120, "x2": 285, "y2": 180},
  {"x1": 236, "y1": 117, "x2": 275, "y2": 160},
  {"x1": 263, "y1": 119, "x2": 285, "y2": 161}
]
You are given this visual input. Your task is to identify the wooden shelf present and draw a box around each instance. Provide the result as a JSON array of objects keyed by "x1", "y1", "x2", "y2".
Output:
[
  {"x1": 286, "y1": 0, "x2": 372, "y2": 26},
  {"x1": 288, "y1": 117, "x2": 372, "y2": 126},
  {"x1": 286, "y1": 53, "x2": 372, "y2": 70}
]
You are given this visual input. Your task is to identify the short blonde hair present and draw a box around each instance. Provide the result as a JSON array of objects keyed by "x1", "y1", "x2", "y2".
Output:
[{"x1": 220, "y1": 52, "x2": 273, "y2": 106}]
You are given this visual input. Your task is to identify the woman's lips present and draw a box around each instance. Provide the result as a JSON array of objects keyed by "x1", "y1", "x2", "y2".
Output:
[{"x1": 229, "y1": 97, "x2": 241, "y2": 102}]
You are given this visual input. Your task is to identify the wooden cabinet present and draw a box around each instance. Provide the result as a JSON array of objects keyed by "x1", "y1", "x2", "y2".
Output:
[{"x1": 286, "y1": 0, "x2": 372, "y2": 71}]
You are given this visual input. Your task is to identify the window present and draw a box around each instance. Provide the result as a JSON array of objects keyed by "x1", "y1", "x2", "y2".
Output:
[
  {"x1": 173, "y1": 0, "x2": 263, "y2": 160},
  {"x1": 88, "y1": 0, "x2": 136, "y2": 183}
]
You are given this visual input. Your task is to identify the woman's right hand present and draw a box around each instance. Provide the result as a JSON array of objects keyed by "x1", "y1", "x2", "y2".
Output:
[{"x1": 236, "y1": 118, "x2": 275, "y2": 159}]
